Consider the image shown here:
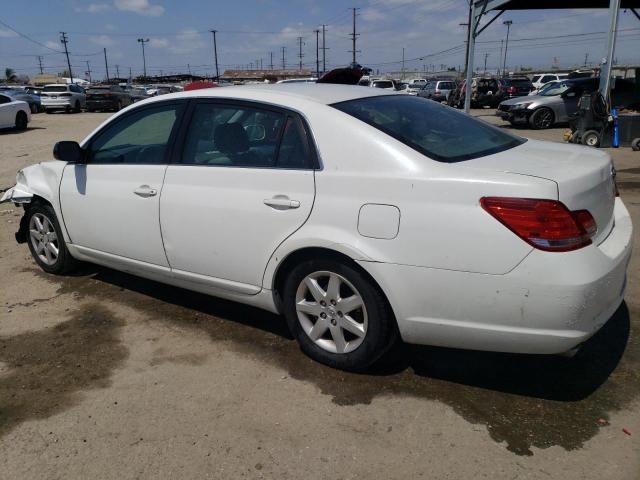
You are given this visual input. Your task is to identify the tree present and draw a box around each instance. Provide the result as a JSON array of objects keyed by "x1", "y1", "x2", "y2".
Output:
[{"x1": 5, "y1": 68, "x2": 16, "y2": 82}]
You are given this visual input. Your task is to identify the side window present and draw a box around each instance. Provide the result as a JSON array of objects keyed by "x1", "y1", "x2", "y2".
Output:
[
  {"x1": 88, "y1": 103, "x2": 180, "y2": 164},
  {"x1": 276, "y1": 116, "x2": 312, "y2": 169},
  {"x1": 541, "y1": 75, "x2": 555, "y2": 83},
  {"x1": 181, "y1": 103, "x2": 286, "y2": 167},
  {"x1": 0, "y1": 95, "x2": 10, "y2": 104}
]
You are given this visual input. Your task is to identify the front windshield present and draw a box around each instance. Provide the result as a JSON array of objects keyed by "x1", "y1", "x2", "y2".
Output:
[
  {"x1": 539, "y1": 82, "x2": 570, "y2": 96},
  {"x1": 333, "y1": 95, "x2": 525, "y2": 162}
]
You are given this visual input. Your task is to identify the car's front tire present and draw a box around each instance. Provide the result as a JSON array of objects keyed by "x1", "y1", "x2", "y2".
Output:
[
  {"x1": 283, "y1": 258, "x2": 397, "y2": 371},
  {"x1": 26, "y1": 203, "x2": 77, "y2": 274},
  {"x1": 15, "y1": 111, "x2": 28, "y2": 130},
  {"x1": 529, "y1": 107, "x2": 554, "y2": 129}
]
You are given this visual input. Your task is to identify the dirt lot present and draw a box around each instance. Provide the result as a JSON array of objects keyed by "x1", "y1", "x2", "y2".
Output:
[{"x1": 1, "y1": 110, "x2": 639, "y2": 479}]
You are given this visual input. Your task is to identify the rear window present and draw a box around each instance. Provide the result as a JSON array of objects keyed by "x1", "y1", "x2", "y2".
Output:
[
  {"x1": 503, "y1": 78, "x2": 532, "y2": 87},
  {"x1": 438, "y1": 82, "x2": 456, "y2": 89},
  {"x1": 332, "y1": 95, "x2": 525, "y2": 162},
  {"x1": 372, "y1": 81, "x2": 393, "y2": 89},
  {"x1": 44, "y1": 86, "x2": 68, "y2": 93}
]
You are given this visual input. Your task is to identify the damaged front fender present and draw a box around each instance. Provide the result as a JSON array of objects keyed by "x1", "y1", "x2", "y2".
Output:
[{"x1": 1, "y1": 185, "x2": 34, "y2": 204}]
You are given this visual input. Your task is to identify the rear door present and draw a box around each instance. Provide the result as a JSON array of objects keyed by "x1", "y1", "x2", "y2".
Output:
[{"x1": 160, "y1": 99, "x2": 317, "y2": 294}]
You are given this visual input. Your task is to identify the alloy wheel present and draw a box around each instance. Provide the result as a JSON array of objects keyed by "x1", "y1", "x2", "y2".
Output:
[
  {"x1": 534, "y1": 109, "x2": 553, "y2": 129},
  {"x1": 295, "y1": 271, "x2": 368, "y2": 354},
  {"x1": 29, "y1": 213, "x2": 59, "y2": 266}
]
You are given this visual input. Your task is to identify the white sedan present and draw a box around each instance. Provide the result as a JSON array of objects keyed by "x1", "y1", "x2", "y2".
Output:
[
  {"x1": 0, "y1": 93, "x2": 30, "y2": 130},
  {"x1": 1, "y1": 84, "x2": 632, "y2": 371}
]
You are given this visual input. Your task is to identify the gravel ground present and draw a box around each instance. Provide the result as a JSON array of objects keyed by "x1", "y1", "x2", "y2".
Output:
[{"x1": 0, "y1": 109, "x2": 639, "y2": 479}]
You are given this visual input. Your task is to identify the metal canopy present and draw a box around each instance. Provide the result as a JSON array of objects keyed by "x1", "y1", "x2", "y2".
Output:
[{"x1": 463, "y1": 0, "x2": 640, "y2": 112}]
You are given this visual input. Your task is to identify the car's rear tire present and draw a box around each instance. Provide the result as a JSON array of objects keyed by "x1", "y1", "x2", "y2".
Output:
[
  {"x1": 581, "y1": 130, "x2": 601, "y2": 147},
  {"x1": 15, "y1": 111, "x2": 28, "y2": 130},
  {"x1": 630, "y1": 138, "x2": 640, "y2": 151},
  {"x1": 26, "y1": 203, "x2": 77, "y2": 275},
  {"x1": 73, "y1": 100, "x2": 81, "y2": 113},
  {"x1": 30, "y1": 103, "x2": 38, "y2": 114},
  {"x1": 45, "y1": 109, "x2": 53, "y2": 114},
  {"x1": 529, "y1": 107, "x2": 554, "y2": 129},
  {"x1": 282, "y1": 258, "x2": 397, "y2": 371}
]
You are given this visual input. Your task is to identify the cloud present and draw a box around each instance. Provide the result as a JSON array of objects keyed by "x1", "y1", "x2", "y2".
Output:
[
  {"x1": 148, "y1": 37, "x2": 169, "y2": 48},
  {"x1": 89, "y1": 35, "x2": 114, "y2": 46},
  {"x1": 0, "y1": 28, "x2": 18, "y2": 38},
  {"x1": 45, "y1": 40, "x2": 61, "y2": 50},
  {"x1": 75, "y1": 3, "x2": 110, "y2": 13},
  {"x1": 114, "y1": 0, "x2": 164, "y2": 16},
  {"x1": 361, "y1": 8, "x2": 385, "y2": 22}
]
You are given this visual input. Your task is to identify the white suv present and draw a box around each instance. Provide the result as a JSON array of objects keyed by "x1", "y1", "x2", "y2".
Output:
[
  {"x1": 41, "y1": 84, "x2": 86, "y2": 113},
  {"x1": 530, "y1": 73, "x2": 569, "y2": 92}
]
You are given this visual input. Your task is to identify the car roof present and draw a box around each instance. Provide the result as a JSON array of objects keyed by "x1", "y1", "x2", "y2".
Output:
[{"x1": 141, "y1": 83, "x2": 395, "y2": 107}]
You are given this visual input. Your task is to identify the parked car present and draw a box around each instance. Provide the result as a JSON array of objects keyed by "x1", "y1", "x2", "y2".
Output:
[
  {"x1": 494, "y1": 77, "x2": 535, "y2": 103},
  {"x1": 85, "y1": 85, "x2": 133, "y2": 112},
  {"x1": 530, "y1": 73, "x2": 569, "y2": 91},
  {"x1": 0, "y1": 88, "x2": 41, "y2": 113},
  {"x1": 406, "y1": 78, "x2": 427, "y2": 87},
  {"x1": 1, "y1": 85, "x2": 631, "y2": 371},
  {"x1": 496, "y1": 78, "x2": 600, "y2": 129},
  {"x1": 41, "y1": 84, "x2": 86, "y2": 113},
  {"x1": 370, "y1": 79, "x2": 396, "y2": 90},
  {"x1": 404, "y1": 83, "x2": 424, "y2": 95},
  {"x1": 0, "y1": 93, "x2": 30, "y2": 130},
  {"x1": 128, "y1": 87, "x2": 152, "y2": 102},
  {"x1": 357, "y1": 77, "x2": 371, "y2": 87},
  {"x1": 448, "y1": 77, "x2": 499, "y2": 108},
  {"x1": 418, "y1": 80, "x2": 457, "y2": 102}
]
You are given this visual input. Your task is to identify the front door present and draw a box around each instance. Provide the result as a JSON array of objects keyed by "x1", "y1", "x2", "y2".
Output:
[
  {"x1": 160, "y1": 100, "x2": 317, "y2": 293},
  {"x1": 60, "y1": 102, "x2": 184, "y2": 266}
]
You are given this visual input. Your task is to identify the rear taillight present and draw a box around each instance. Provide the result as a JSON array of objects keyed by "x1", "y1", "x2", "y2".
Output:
[
  {"x1": 506, "y1": 86, "x2": 516, "y2": 94},
  {"x1": 480, "y1": 197, "x2": 597, "y2": 252}
]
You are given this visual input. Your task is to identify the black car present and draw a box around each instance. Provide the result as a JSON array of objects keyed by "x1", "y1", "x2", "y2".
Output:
[
  {"x1": 494, "y1": 77, "x2": 534, "y2": 104},
  {"x1": 85, "y1": 85, "x2": 133, "y2": 112}
]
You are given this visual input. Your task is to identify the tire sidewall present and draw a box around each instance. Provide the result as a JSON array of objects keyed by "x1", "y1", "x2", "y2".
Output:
[
  {"x1": 26, "y1": 204, "x2": 72, "y2": 274},
  {"x1": 283, "y1": 259, "x2": 395, "y2": 371},
  {"x1": 530, "y1": 107, "x2": 553, "y2": 129}
]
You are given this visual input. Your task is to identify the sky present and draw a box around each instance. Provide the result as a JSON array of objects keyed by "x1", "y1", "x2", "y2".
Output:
[{"x1": 0, "y1": 0, "x2": 639, "y2": 81}]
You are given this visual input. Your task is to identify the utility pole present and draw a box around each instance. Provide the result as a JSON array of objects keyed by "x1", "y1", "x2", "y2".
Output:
[
  {"x1": 85, "y1": 60, "x2": 92, "y2": 83},
  {"x1": 36, "y1": 56, "x2": 44, "y2": 74},
  {"x1": 461, "y1": 0, "x2": 472, "y2": 76},
  {"x1": 137, "y1": 38, "x2": 149, "y2": 78},
  {"x1": 210, "y1": 30, "x2": 219, "y2": 81},
  {"x1": 104, "y1": 47, "x2": 110, "y2": 82},
  {"x1": 321, "y1": 24, "x2": 327, "y2": 74},
  {"x1": 297, "y1": 37, "x2": 304, "y2": 71},
  {"x1": 483, "y1": 53, "x2": 489, "y2": 74},
  {"x1": 584, "y1": 52, "x2": 589, "y2": 66},
  {"x1": 281, "y1": 46, "x2": 286, "y2": 69},
  {"x1": 59, "y1": 32, "x2": 74, "y2": 82},
  {"x1": 498, "y1": 40, "x2": 503, "y2": 76},
  {"x1": 502, "y1": 20, "x2": 513, "y2": 77},
  {"x1": 187, "y1": 63, "x2": 192, "y2": 75},
  {"x1": 314, "y1": 29, "x2": 320, "y2": 78},
  {"x1": 270, "y1": 52, "x2": 274, "y2": 70},
  {"x1": 349, "y1": 7, "x2": 360, "y2": 65},
  {"x1": 401, "y1": 47, "x2": 405, "y2": 80},
  {"x1": 115, "y1": 64, "x2": 120, "y2": 78}
]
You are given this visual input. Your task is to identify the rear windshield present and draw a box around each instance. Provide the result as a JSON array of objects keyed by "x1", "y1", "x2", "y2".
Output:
[
  {"x1": 503, "y1": 78, "x2": 532, "y2": 87},
  {"x1": 43, "y1": 86, "x2": 68, "y2": 93},
  {"x1": 87, "y1": 88, "x2": 109, "y2": 94},
  {"x1": 372, "y1": 81, "x2": 393, "y2": 88},
  {"x1": 438, "y1": 82, "x2": 456, "y2": 89},
  {"x1": 333, "y1": 95, "x2": 525, "y2": 162}
]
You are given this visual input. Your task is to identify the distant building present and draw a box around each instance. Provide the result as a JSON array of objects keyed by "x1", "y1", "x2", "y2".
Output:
[
  {"x1": 221, "y1": 69, "x2": 313, "y2": 83},
  {"x1": 30, "y1": 75, "x2": 90, "y2": 86}
]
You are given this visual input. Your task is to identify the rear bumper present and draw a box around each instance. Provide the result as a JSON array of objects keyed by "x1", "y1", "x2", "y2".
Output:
[
  {"x1": 42, "y1": 99, "x2": 73, "y2": 109},
  {"x1": 86, "y1": 99, "x2": 118, "y2": 109},
  {"x1": 359, "y1": 198, "x2": 632, "y2": 355}
]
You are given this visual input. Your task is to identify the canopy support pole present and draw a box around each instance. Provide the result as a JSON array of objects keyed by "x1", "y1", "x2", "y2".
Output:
[
  {"x1": 464, "y1": 1, "x2": 480, "y2": 112},
  {"x1": 599, "y1": 0, "x2": 622, "y2": 99}
]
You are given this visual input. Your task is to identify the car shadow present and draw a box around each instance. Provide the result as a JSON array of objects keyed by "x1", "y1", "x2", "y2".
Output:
[
  {"x1": 0, "y1": 127, "x2": 46, "y2": 135},
  {"x1": 65, "y1": 263, "x2": 630, "y2": 403}
]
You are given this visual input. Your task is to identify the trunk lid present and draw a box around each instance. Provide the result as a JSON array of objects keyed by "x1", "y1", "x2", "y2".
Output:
[{"x1": 460, "y1": 139, "x2": 616, "y2": 245}]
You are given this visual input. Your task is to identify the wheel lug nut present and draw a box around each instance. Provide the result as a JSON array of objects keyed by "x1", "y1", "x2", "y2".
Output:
[
  {"x1": 320, "y1": 312, "x2": 327, "y2": 319},
  {"x1": 338, "y1": 311, "x2": 343, "y2": 317},
  {"x1": 330, "y1": 299, "x2": 336, "y2": 306},
  {"x1": 330, "y1": 319, "x2": 337, "y2": 326},
  {"x1": 320, "y1": 300, "x2": 326, "y2": 307}
]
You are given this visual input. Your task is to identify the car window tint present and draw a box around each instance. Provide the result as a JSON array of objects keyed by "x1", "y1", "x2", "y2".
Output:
[
  {"x1": 181, "y1": 103, "x2": 286, "y2": 167},
  {"x1": 541, "y1": 75, "x2": 555, "y2": 83},
  {"x1": 89, "y1": 103, "x2": 179, "y2": 164},
  {"x1": 333, "y1": 95, "x2": 525, "y2": 163},
  {"x1": 276, "y1": 116, "x2": 312, "y2": 169},
  {"x1": 0, "y1": 95, "x2": 10, "y2": 104}
]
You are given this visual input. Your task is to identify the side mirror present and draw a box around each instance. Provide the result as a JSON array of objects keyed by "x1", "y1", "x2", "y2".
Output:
[{"x1": 53, "y1": 141, "x2": 85, "y2": 163}]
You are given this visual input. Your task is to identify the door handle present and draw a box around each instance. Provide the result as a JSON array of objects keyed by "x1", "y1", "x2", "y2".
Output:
[
  {"x1": 263, "y1": 196, "x2": 300, "y2": 210},
  {"x1": 133, "y1": 185, "x2": 158, "y2": 198}
]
